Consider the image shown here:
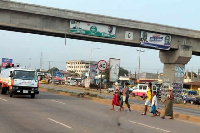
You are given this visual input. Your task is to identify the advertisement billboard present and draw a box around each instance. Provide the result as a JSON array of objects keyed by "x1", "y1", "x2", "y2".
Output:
[
  {"x1": 89, "y1": 64, "x2": 97, "y2": 79},
  {"x1": 69, "y1": 20, "x2": 116, "y2": 38},
  {"x1": 1, "y1": 58, "x2": 13, "y2": 70},
  {"x1": 109, "y1": 58, "x2": 120, "y2": 82},
  {"x1": 140, "y1": 31, "x2": 171, "y2": 50}
]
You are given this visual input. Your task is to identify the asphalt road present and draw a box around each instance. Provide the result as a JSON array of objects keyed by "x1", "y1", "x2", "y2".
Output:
[
  {"x1": 41, "y1": 85, "x2": 200, "y2": 117},
  {"x1": 0, "y1": 91, "x2": 200, "y2": 133}
]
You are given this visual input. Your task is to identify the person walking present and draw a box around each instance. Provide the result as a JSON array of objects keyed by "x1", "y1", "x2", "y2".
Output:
[
  {"x1": 120, "y1": 82, "x2": 131, "y2": 112},
  {"x1": 110, "y1": 82, "x2": 121, "y2": 110},
  {"x1": 141, "y1": 82, "x2": 152, "y2": 115},
  {"x1": 161, "y1": 86, "x2": 174, "y2": 119},
  {"x1": 151, "y1": 91, "x2": 160, "y2": 117}
]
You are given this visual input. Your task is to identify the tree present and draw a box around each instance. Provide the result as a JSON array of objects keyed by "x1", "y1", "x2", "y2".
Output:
[
  {"x1": 119, "y1": 67, "x2": 129, "y2": 76},
  {"x1": 102, "y1": 67, "x2": 129, "y2": 88},
  {"x1": 47, "y1": 67, "x2": 59, "y2": 76}
]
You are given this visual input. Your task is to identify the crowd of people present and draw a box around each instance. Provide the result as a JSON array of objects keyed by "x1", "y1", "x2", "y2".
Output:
[{"x1": 110, "y1": 82, "x2": 174, "y2": 119}]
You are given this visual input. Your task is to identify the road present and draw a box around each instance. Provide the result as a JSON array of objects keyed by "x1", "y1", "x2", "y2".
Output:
[
  {"x1": 0, "y1": 90, "x2": 200, "y2": 133},
  {"x1": 40, "y1": 84, "x2": 200, "y2": 117}
]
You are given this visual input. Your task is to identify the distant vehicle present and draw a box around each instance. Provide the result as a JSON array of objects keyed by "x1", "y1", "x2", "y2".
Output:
[
  {"x1": 131, "y1": 84, "x2": 160, "y2": 98},
  {"x1": 0, "y1": 67, "x2": 39, "y2": 98},
  {"x1": 131, "y1": 84, "x2": 148, "y2": 98},
  {"x1": 107, "y1": 85, "x2": 122, "y2": 93},
  {"x1": 182, "y1": 90, "x2": 200, "y2": 104}
]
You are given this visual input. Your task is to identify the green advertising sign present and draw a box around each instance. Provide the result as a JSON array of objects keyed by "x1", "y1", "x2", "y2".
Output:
[{"x1": 69, "y1": 20, "x2": 116, "y2": 38}]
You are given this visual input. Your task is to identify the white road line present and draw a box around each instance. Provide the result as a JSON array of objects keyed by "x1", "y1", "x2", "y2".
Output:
[
  {"x1": 129, "y1": 120, "x2": 171, "y2": 133},
  {"x1": 51, "y1": 100, "x2": 65, "y2": 105},
  {"x1": 48, "y1": 118, "x2": 72, "y2": 129},
  {"x1": 0, "y1": 98, "x2": 7, "y2": 102}
]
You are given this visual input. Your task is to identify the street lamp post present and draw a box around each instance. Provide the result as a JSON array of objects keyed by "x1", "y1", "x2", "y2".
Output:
[
  {"x1": 48, "y1": 61, "x2": 53, "y2": 76},
  {"x1": 90, "y1": 42, "x2": 100, "y2": 61},
  {"x1": 137, "y1": 49, "x2": 145, "y2": 80}
]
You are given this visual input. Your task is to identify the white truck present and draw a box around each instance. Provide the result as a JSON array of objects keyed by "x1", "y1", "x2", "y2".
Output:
[{"x1": 0, "y1": 67, "x2": 39, "y2": 98}]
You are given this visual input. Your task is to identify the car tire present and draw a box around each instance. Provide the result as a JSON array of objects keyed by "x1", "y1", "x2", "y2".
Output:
[{"x1": 31, "y1": 94, "x2": 35, "y2": 98}]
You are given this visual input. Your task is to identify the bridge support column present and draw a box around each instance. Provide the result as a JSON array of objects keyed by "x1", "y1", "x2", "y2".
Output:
[{"x1": 159, "y1": 45, "x2": 192, "y2": 101}]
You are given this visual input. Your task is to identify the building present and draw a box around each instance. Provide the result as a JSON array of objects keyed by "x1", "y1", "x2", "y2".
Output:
[{"x1": 66, "y1": 60, "x2": 97, "y2": 75}]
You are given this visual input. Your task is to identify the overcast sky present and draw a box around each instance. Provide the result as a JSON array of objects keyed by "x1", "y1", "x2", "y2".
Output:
[{"x1": 1, "y1": 0, "x2": 200, "y2": 73}]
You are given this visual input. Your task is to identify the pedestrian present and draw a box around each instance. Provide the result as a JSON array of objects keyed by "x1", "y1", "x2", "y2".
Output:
[
  {"x1": 120, "y1": 82, "x2": 131, "y2": 112},
  {"x1": 110, "y1": 82, "x2": 121, "y2": 110},
  {"x1": 161, "y1": 86, "x2": 174, "y2": 119},
  {"x1": 151, "y1": 91, "x2": 160, "y2": 117},
  {"x1": 141, "y1": 82, "x2": 152, "y2": 115}
]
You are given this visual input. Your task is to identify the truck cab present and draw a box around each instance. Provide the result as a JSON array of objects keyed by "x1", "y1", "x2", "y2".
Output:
[{"x1": 0, "y1": 68, "x2": 39, "y2": 98}]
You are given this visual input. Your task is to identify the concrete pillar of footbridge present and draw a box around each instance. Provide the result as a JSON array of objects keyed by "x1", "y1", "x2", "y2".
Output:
[
  {"x1": 159, "y1": 45, "x2": 192, "y2": 103},
  {"x1": 159, "y1": 45, "x2": 192, "y2": 83}
]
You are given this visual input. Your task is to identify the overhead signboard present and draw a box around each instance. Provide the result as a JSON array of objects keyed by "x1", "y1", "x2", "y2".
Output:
[
  {"x1": 69, "y1": 20, "x2": 116, "y2": 38},
  {"x1": 109, "y1": 58, "x2": 120, "y2": 82},
  {"x1": 140, "y1": 31, "x2": 171, "y2": 50}
]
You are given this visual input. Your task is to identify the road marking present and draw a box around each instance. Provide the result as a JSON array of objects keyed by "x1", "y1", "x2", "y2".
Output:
[
  {"x1": 48, "y1": 118, "x2": 72, "y2": 129},
  {"x1": 129, "y1": 120, "x2": 170, "y2": 133},
  {"x1": 0, "y1": 98, "x2": 7, "y2": 102},
  {"x1": 51, "y1": 100, "x2": 65, "y2": 105}
]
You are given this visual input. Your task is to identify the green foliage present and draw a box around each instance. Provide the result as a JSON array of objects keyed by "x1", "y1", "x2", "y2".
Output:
[
  {"x1": 102, "y1": 67, "x2": 129, "y2": 88},
  {"x1": 47, "y1": 67, "x2": 59, "y2": 76},
  {"x1": 119, "y1": 67, "x2": 129, "y2": 76}
]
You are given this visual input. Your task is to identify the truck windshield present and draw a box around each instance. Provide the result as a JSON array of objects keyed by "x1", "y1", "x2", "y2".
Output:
[{"x1": 13, "y1": 70, "x2": 37, "y2": 80}]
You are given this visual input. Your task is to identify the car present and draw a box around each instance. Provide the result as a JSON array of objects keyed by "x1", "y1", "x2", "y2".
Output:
[
  {"x1": 182, "y1": 90, "x2": 199, "y2": 104},
  {"x1": 107, "y1": 85, "x2": 122, "y2": 93}
]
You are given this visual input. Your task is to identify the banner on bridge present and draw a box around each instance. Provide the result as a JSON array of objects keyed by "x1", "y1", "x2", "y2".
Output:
[
  {"x1": 69, "y1": 20, "x2": 116, "y2": 38},
  {"x1": 140, "y1": 31, "x2": 171, "y2": 50}
]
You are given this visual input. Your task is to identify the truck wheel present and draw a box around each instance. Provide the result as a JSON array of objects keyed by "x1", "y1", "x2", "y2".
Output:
[
  {"x1": 10, "y1": 92, "x2": 13, "y2": 97},
  {"x1": 1, "y1": 87, "x2": 6, "y2": 94},
  {"x1": 31, "y1": 94, "x2": 35, "y2": 98}
]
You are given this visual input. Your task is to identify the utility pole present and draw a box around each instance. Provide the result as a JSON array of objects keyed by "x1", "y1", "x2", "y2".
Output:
[
  {"x1": 137, "y1": 49, "x2": 145, "y2": 80},
  {"x1": 48, "y1": 61, "x2": 53, "y2": 76},
  {"x1": 40, "y1": 52, "x2": 43, "y2": 69}
]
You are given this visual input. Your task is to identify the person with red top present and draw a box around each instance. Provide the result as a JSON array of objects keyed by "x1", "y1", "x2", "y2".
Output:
[{"x1": 110, "y1": 82, "x2": 121, "y2": 110}]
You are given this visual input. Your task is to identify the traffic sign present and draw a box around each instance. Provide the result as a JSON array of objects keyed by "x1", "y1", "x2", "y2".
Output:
[{"x1": 97, "y1": 60, "x2": 108, "y2": 71}]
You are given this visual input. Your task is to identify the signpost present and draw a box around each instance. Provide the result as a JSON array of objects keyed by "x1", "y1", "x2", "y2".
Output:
[{"x1": 97, "y1": 60, "x2": 108, "y2": 93}]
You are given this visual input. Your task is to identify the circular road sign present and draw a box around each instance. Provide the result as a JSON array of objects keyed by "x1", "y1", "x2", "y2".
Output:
[{"x1": 97, "y1": 60, "x2": 108, "y2": 71}]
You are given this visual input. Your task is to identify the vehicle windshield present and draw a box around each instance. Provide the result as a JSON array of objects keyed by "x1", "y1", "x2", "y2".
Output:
[{"x1": 13, "y1": 70, "x2": 37, "y2": 80}]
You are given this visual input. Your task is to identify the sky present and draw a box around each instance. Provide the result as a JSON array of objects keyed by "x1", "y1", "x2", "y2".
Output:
[{"x1": 1, "y1": 0, "x2": 200, "y2": 74}]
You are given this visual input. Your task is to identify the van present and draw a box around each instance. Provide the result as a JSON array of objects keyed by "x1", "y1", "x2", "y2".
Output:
[{"x1": 131, "y1": 84, "x2": 148, "y2": 98}]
